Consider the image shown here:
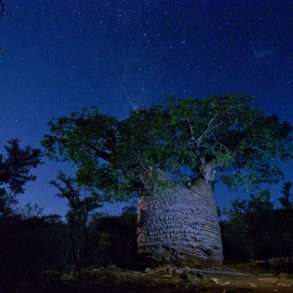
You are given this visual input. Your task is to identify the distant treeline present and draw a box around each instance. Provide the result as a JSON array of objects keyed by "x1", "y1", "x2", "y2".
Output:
[
  {"x1": 1, "y1": 183, "x2": 293, "y2": 277},
  {"x1": 221, "y1": 183, "x2": 293, "y2": 262}
]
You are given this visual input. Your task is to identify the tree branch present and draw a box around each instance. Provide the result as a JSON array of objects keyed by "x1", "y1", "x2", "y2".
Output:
[
  {"x1": 86, "y1": 142, "x2": 111, "y2": 162},
  {"x1": 195, "y1": 117, "x2": 217, "y2": 148}
]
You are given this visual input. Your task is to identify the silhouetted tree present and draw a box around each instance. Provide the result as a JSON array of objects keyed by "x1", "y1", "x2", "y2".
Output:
[
  {"x1": 277, "y1": 181, "x2": 293, "y2": 261},
  {"x1": 91, "y1": 207, "x2": 138, "y2": 268},
  {"x1": 246, "y1": 191, "x2": 275, "y2": 260},
  {"x1": 51, "y1": 172, "x2": 101, "y2": 271},
  {"x1": 279, "y1": 181, "x2": 293, "y2": 209},
  {"x1": 220, "y1": 198, "x2": 252, "y2": 260},
  {"x1": 0, "y1": 139, "x2": 41, "y2": 217},
  {"x1": 221, "y1": 184, "x2": 293, "y2": 262}
]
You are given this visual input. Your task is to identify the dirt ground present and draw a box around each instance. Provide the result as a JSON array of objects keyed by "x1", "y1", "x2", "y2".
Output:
[{"x1": 32, "y1": 264, "x2": 293, "y2": 293}]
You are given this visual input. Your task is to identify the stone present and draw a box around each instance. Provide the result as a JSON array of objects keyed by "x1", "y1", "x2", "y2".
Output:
[{"x1": 106, "y1": 264, "x2": 118, "y2": 270}]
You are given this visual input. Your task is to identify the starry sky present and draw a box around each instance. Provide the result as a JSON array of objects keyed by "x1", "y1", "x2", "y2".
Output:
[{"x1": 0, "y1": 0, "x2": 292, "y2": 216}]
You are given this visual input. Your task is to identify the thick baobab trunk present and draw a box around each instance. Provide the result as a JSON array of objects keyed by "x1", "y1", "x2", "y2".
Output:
[{"x1": 137, "y1": 176, "x2": 223, "y2": 265}]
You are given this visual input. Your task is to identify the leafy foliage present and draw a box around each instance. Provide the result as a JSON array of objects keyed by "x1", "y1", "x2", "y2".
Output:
[
  {"x1": 42, "y1": 109, "x2": 127, "y2": 198},
  {"x1": 42, "y1": 96, "x2": 293, "y2": 197}
]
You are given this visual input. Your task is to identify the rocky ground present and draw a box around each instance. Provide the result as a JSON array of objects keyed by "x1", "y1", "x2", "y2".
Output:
[{"x1": 9, "y1": 263, "x2": 291, "y2": 293}]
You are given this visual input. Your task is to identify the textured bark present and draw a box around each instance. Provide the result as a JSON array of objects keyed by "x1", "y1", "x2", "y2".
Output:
[{"x1": 137, "y1": 178, "x2": 223, "y2": 265}]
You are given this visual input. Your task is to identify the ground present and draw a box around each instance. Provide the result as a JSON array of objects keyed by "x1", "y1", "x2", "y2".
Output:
[{"x1": 12, "y1": 262, "x2": 293, "y2": 293}]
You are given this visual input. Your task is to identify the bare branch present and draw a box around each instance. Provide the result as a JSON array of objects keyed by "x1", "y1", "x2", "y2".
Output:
[
  {"x1": 186, "y1": 120, "x2": 196, "y2": 144},
  {"x1": 195, "y1": 117, "x2": 217, "y2": 148}
]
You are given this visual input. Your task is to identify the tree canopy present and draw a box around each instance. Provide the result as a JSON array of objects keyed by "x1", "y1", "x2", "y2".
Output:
[
  {"x1": 42, "y1": 95, "x2": 293, "y2": 198},
  {"x1": 0, "y1": 139, "x2": 41, "y2": 216}
]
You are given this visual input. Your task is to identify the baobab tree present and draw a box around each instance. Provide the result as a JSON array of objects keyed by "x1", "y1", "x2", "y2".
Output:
[{"x1": 43, "y1": 95, "x2": 293, "y2": 265}]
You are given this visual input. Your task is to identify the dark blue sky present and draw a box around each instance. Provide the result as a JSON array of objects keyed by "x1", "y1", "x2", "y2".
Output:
[{"x1": 0, "y1": 0, "x2": 292, "y2": 215}]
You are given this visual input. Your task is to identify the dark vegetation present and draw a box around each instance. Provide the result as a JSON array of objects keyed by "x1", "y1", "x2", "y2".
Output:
[
  {"x1": 221, "y1": 184, "x2": 293, "y2": 264},
  {"x1": 1, "y1": 182, "x2": 293, "y2": 291}
]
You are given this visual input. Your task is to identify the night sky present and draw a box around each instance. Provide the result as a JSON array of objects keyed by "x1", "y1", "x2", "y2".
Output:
[{"x1": 0, "y1": 0, "x2": 292, "y2": 216}]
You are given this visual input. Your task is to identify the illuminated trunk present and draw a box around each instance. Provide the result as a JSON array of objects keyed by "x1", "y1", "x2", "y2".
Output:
[{"x1": 137, "y1": 168, "x2": 223, "y2": 265}]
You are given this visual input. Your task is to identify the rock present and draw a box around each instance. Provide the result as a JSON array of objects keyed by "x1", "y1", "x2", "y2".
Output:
[
  {"x1": 92, "y1": 267, "x2": 105, "y2": 273},
  {"x1": 258, "y1": 277, "x2": 278, "y2": 284},
  {"x1": 277, "y1": 282, "x2": 291, "y2": 287},
  {"x1": 106, "y1": 264, "x2": 118, "y2": 270},
  {"x1": 183, "y1": 266, "x2": 191, "y2": 272},
  {"x1": 42, "y1": 270, "x2": 62, "y2": 282},
  {"x1": 210, "y1": 277, "x2": 219, "y2": 284},
  {"x1": 175, "y1": 268, "x2": 184, "y2": 274},
  {"x1": 154, "y1": 264, "x2": 176, "y2": 273},
  {"x1": 145, "y1": 267, "x2": 152, "y2": 273},
  {"x1": 248, "y1": 282, "x2": 257, "y2": 288},
  {"x1": 60, "y1": 273, "x2": 75, "y2": 281}
]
